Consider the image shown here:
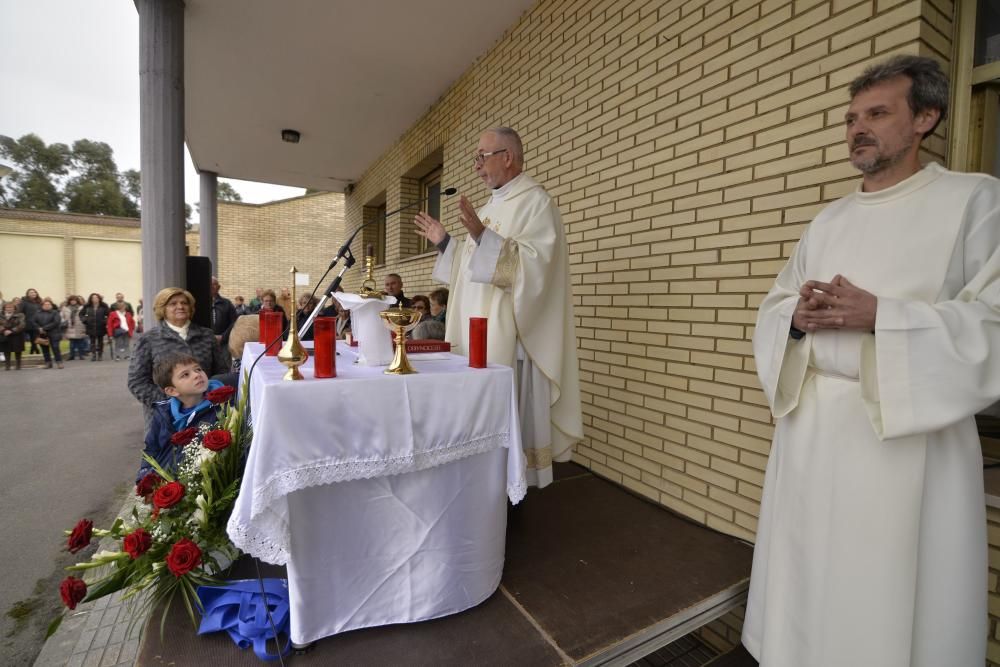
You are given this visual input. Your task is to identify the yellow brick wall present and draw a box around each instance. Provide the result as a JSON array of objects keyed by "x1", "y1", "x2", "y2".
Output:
[
  {"x1": 216, "y1": 192, "x2": 346, "y2": 303},
  {"x1": 343, "y1": 0, "x2": 952, "y2": 542}
]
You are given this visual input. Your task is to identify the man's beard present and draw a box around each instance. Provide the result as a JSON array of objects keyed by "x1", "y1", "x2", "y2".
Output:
[{"x1": 850, "y1": 135, "x2": 913, "y2": 175}]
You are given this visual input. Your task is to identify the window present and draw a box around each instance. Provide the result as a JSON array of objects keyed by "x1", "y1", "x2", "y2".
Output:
[
  {"x1": 374, "y1": 203, "x2": 386, "y2": 265},
  {"x1": 952, "y1": 0, "x2": 1000, "y2": 173},
  {"x1": 361, "y1": 195, "x2": 387, "y2": 266},
  {"x1": 418, "y1": 166, "x2": 443, "y2": 254}
]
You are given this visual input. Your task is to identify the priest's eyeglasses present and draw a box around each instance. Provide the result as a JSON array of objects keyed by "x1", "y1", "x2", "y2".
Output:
[{"x1": 472, "y1": 149, "x2": 507, "y2": 166}]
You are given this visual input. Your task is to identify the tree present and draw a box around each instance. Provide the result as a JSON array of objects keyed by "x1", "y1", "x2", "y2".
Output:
[
  {"x1": 0, "y1": 134, "x2": 70, "y2": 210},
  {"x1": 63, "y1": 140, "x2": 137, "y2": 217},
  {"x1": 122, "y1": 168, "x2": 141, "y2": 215},
  {"x1": 217, "y1": 182, "x2": 242, "y2": 202}
]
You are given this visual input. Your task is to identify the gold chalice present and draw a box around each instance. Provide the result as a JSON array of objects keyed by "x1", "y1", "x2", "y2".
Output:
[{"x1": 379, "y1": 305, "x2": 422, "y2": 375}]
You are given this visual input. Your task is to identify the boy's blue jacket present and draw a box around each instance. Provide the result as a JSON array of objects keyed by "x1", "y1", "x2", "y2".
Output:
[{"x1": 136, "y1": 379, "x2": 224, "y2": 482}]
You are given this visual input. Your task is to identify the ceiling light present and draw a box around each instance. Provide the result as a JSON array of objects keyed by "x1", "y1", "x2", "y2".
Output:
[{"x1": 281, "y1": 129, "x2": 301, "y2": 144}]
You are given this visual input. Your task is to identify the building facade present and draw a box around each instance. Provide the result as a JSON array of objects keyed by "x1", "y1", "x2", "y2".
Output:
[
  {"x1": 0, "y1": 208, "x2": 193, "y2": 305},
  {"x1": 336, "y1": 0, "x2": 1000, "y2": 656},
  {"x1": 215, "y1": 192, "x2": 346, "y2": 302},
  {"x1": 0, "y1": 190, "x2": 344, "y2": 309}
]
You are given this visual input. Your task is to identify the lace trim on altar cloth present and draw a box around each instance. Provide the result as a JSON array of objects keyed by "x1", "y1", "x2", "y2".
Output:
[
  {"x1": 249, "y1": 432, "x2": 519, "y2": 525},
  {"x1": 227, "y1": 511, "x2": 290, "y2": 565},
  {"x1": 507, "y1": 474, "x2": 527, "y2": 506}
]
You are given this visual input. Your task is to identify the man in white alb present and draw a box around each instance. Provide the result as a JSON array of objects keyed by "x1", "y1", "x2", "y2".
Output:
[
  {"x1": 745, "y1": 55, "x2": 996, "y2": 666},
  {"x1": 414, "y1": 127, "x2": 583, "y2": 487}
]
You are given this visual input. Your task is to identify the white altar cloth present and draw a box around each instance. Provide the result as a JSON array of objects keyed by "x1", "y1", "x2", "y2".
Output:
[{"x1": 228, "y1": 342, "x2": 526, "y2": 643}]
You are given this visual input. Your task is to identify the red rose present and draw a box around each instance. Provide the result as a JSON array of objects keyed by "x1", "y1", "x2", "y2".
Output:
[
  {"x1": 123, "y1": 528, "x2": 152, "y2": 559},
  {"x1": 59, "y1": 576, "x2": 87, "y2": 610},
  {"x1": 135, "y1": 472, "x2": 162, "y2": 497},
  {"x1": 202, "y1": 429, "x2": 232, "y2": 451},
  {"x1": 67, "y1": 519, "x2": 93, "y2": 554},
  {"x1": 205, "y1": 385, "x2": 236, "y2": 405},
  {"x1": 152, "y1": 481, "x2": 185, "y2": 509},
  {"x1": 170, "y1": 427, "x2": 198, "y2": 447},
  {"x1": 165, "y1": 538, "x2": 202, "y2": 577}
]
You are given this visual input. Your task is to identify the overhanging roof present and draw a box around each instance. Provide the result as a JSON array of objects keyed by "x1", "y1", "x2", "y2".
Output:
[{"x1": 184, "y1": 0, "x2": 537, "y2": 192}]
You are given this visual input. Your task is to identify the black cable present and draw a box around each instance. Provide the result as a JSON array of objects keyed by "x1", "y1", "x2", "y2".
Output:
[
  {"x1": 238, "y1": 265, "x2": 337, "y2": 663},
  {"x1": 253, "y1": 556, "x2": 289, "y2": 665}
]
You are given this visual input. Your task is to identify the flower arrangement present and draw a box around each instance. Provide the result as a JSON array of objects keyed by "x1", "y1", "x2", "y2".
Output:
[{"x1": 51, "y1": 383, "x2": 251, "y2": 635}]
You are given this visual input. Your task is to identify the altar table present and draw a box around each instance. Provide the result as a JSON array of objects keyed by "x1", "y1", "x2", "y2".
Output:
[{"x1": 228, "y1": 342, "x2": 526, "y2": 644}]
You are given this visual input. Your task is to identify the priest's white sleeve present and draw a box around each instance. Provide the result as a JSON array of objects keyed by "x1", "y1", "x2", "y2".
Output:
[
  {"x1": 431, "y1": 237, "x2": 458, "y2": 285},
  {"x1": 468, "y1": 228, "x2": 513, "y2": 288},
  {"x1": 860, "y1": 181, "x2": 1000, "y2": 439},
  {"x1": 753, "y1": 231, "x2": 812, "y2": 417}
]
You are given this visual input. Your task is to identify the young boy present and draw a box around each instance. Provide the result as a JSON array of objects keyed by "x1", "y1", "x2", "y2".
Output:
[{"x1": 136, "y1": 352, "x2": 225, "y2": 482}]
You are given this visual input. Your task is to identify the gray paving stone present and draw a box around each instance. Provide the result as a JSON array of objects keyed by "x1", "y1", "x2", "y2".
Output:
[
  {"x1": 118, "y1": 638, "x2": 140, "y2": 665},
  {"x1": 109, "y1": 623, "x2": 127, "y2": 646},
  {"x1": 65, "y1": 653, "x2": 86, "y2": 667},
  {"x1": 99, "y1": 605, "x2": 120, "y2": 628},
  {"x1": 99, "y1": 642, "x2": 122, "y2": 667},
  {"x1": 92, "y1": 625, "x2": 113, "y2": 651},
  {"x1": 84, "y1": 609, "x2": 105, "y2": 631},
  {"x1": 81, "y1": 648, "x2": 104, "y2": 667},
  {"x1": 72, "y1": 628, "x2": 96, "y2": 655}
]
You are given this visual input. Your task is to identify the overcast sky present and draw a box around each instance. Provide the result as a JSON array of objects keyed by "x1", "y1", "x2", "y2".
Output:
[{"x1": 0, "y1": 0, "x2": 304, "y2": 222}]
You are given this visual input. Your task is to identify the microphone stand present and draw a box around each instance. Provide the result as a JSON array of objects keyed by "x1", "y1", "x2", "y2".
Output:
[
  {"x1": 299, "y1": 187, "x2": 456, "y2": 338},
  {"x1": 299, "y1": 247, "x2": 356, "y2": 338}
]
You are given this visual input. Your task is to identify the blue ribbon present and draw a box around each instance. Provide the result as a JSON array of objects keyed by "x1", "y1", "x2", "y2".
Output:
[{"x1": 197, "y1": 579, "x2": 292, "y2": 661}]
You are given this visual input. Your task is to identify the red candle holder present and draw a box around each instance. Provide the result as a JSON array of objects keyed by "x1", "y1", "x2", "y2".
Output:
[
  {"x1": 313, "y1": 317, "x2": 337, "y2": 378},
  {"x1": 258, "y1": 311, "x2": 268, "y2": 344},
  {"x1": 469, "y1": 317, "x2": 487, "y2": 368},
  {"x1": 263, "y1": 311, "x2": 284, "y2": 356}
]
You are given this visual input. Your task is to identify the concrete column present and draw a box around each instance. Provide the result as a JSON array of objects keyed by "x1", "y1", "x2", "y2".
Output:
[
  {"x1": 137, "y1": 0, "x2": 185, "y2": 318},
  {"x1": 199, "y1": 171, "x2": 218, "y2": 273}
]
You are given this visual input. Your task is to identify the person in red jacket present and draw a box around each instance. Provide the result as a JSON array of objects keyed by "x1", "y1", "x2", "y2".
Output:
[{"x1": 106, "y1": 301, "x2": 135, "y2": 361}]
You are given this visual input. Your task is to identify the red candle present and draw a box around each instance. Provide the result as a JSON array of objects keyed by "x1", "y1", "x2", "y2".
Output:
[
  {"x1": 263, "y1": 311, "x2": 284, "y2": 356},
  {"x1": 313, "y1": 317, "x2": 337, "y2": 378},
  {"x1": 469, "y1": 317, "x2": 487, "y2": 368},
  {"x1": 258, "y1": 311, "x2": 267, "y2": 344}
]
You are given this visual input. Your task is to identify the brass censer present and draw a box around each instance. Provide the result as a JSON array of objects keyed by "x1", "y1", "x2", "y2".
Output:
[
  {"x1": 379, "y1": 304, "x2": 423, "y2": 375},
  {"x1": 278, "y1": 266, "x2": 309, "y2": 381}
]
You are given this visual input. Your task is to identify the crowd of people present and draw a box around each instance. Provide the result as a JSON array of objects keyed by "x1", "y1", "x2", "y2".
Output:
[
  {"x1": 0, "y1": 289, "x2": 142, "y2": 369},
  {"x1": 0, "y1": 275, "x2": 448, "y2": 374}
]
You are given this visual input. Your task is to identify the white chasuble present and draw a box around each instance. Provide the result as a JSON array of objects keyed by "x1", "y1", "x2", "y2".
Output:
[
  {"x1": 745, "y1": 163, "x2": 999, "y2": 666},
  {"x1": 432, "y1": 173, "x2": 583, "y2": 487}
]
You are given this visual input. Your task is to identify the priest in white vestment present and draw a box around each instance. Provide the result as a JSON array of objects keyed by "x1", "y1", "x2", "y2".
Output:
[
  {"x1": 414, "y1": 127, "x2": 583, "y2": 487},
  {"x1": 745, "y1": 56, "x2": 994, "y2": 666}
]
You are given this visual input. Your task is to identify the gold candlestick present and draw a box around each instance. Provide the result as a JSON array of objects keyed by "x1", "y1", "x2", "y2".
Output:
[
  {"x1": 278, "y1": 266, "x2": 309, "y2": 381},
  {"x1": 358, "y1": 255, "x2": 386, "y2": 299}
]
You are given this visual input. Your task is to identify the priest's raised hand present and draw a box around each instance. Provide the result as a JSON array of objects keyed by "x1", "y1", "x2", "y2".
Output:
[
  {"x1": 457, "y1": 195, "x2": 486, "y2": 241},
  {"x1": 414, "y1": 211, "x2": 447, "y2": 246}
]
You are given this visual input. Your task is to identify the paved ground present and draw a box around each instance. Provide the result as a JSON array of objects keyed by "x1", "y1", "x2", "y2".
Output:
[{"x1": 0, "y1": 354, "x2": 144, "y2": 665}]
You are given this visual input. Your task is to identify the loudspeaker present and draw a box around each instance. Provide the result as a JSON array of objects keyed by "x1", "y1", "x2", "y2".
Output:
[{"x1": 185, "y1": 256, "x2": 213, "y2": 329}]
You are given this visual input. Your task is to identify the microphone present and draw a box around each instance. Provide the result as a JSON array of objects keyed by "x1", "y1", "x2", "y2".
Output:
[{"x1": 327, "y1": 187, "x2": 457, "y2": 269}]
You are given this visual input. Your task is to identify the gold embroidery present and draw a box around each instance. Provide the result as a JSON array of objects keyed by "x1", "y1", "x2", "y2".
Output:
[
  {"x1": 525, "y1": 446, "x2": 553, "y2": 470},
  {"x1": 491, "y1": 236, "x2": 518, "y2": 289},
  {"x1": 482, "y1": 217, "x2": 491, "y2": 227}
]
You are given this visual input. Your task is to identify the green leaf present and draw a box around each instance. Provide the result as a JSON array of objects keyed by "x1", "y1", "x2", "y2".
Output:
[
  {"x1": 45, "y1": 613, "x2": 64, "y2": 639},
  {"x1": 82, "y1": 567, "x2": 130, "y2": 603},
  {"x1": 142, "y1": 454, "x2": 176, "y2": 482}
]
